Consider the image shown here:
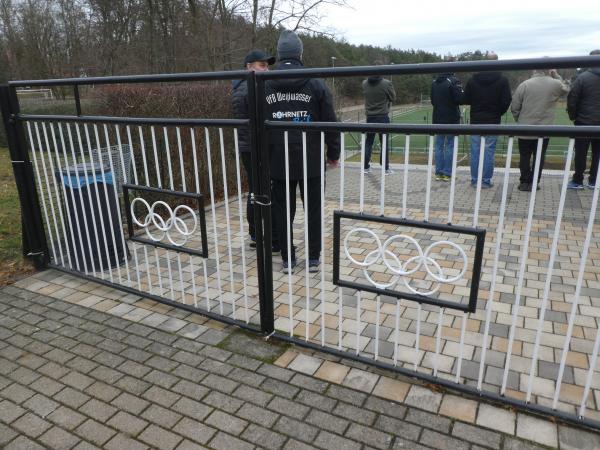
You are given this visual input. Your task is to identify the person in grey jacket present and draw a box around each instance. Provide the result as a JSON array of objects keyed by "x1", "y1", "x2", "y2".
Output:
[
  {"x1": 567, "y1": 50, "x2": 600, "y2": 189},
  {"x1": 362, "y1": 68, "x2": 396, "y2": 174},
  {"x1": 232, "y1": 49, "x2": 277, "y2": 248},
  {"x1": 511, "y1": 68, "x2": 569, "y2": 191}
]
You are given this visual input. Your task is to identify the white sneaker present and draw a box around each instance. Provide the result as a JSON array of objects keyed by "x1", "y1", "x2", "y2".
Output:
[
  {"x1": 363, "y1": 167, "x2": 371, "y2": 174},
  {"x1": 385, "y1": 169, "x2": 394, "y2": 175}
]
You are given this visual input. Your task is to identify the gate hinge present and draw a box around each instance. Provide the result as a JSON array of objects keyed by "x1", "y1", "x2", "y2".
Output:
[{"x1": 250, "y1": 193, "x2": 271, "y2": 206}]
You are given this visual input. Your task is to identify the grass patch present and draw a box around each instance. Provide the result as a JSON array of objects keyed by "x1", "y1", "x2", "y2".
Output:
[
  {"x1": 0, "y1": 147, "x2": 34, "y2": 285},
  {"x1": 217, "y1": 328, "x2": 290, "y2": 364}
]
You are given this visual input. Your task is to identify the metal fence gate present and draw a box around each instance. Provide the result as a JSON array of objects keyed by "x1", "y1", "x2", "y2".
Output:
[{"x1": 3, "y1": 55, "x2": 600, "y2": 431}]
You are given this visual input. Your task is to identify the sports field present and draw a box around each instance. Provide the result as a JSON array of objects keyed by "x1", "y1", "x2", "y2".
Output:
[{"x1": 342, "y1": 103, "x2": 574, "y2": 169}]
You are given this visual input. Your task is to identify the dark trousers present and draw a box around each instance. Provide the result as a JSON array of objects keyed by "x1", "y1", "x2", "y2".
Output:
[
  {"x1": 241, "y1": 152, "x2": 278, "y2": 245},
  {"x1": 572, "y1": 137, "x2": 600, "y2": 185},
  {"x1": 364, "y1": 114, "x2": 391, "y2": 170},
  {"x1": 518, "y1": 138, "x2": 549, "y2": 184},
  {"x1": 272, "y1": 177, "x2": 321, "y2": 261}
]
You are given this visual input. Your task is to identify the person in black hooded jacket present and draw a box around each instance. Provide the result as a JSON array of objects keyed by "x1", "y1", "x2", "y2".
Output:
[
  {"x1": 430, "y1": 68, "x2": 463, "y2": 181},
  {"x1": 232, "y1": 49, "x2": 278, "y2": 249},
  {"x1": 567, "y1": 50, "x2": 600, "y2": 189},
  {"x1": 462, "y1": 52, "x2": 512, "y2": 188},
  {"x1": 264, "y1": 30, "x2": 340, "y2": 273}
]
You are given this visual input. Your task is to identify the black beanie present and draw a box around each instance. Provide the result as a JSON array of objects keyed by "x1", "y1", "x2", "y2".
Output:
[{"x1": 277, "y1": 30, "x2": 303, "y2": 60}]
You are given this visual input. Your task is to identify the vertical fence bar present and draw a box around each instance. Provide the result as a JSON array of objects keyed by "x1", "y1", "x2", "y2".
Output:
[
  {"x1": 320, "y1": 132, "x2": 326, "y2": 347},
  {"x1": 218, "y1": 128, "x2": 236, "y2": 300},
  {"x1": 233, "y1": 128, "x2": 250, "y2": 323},
  {"x1": 402, "y1": 135, "x2": 410, "y2": 219},
  {"x1": 284, "y1": 132, "x2": 294, "y2": 336},
  {"x1": 302, "y1": 131, "x2": 310, "y2": 341},
  {"x1": 424, "y1": 135, "x2": 434, "y2": 222}
]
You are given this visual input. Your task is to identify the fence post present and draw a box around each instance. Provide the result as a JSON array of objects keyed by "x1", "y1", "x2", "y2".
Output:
[
  {"x1": 246, "y1": 72, "x2": 275, "y2": 334},
  {"x1": 0, "y1": 85, "x2": 49, "y2": 269}
]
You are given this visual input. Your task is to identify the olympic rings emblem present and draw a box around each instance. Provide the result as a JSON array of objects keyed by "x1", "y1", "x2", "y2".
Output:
[
  {"x1": 343, "y1": 228, "x2": 468, "y2": 296},
  {"x1": 131, "y1": 198, "x2": 197, "y2": 247}
]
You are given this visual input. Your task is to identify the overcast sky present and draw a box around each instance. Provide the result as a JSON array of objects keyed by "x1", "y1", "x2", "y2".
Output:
[{"x1": 320, "y1": 0, "x2": 600, "y2": 60}]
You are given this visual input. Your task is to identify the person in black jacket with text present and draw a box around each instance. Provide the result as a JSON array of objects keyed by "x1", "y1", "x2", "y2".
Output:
[
  {"x1": 265, "y1": 30, "x2": 340, "y2": 273},
  {"x1": 568, "y1": 50, "x2": 600, "y2": 189},
  {"x1": 431, "y1": 67, "x2": 463, "y2": 181},
  {"x1": 462, "y1": 52, "x2": 512, "y2": 188},
  {"x1": 232, "y1": 49, "x2": 278, "y2": 249}
]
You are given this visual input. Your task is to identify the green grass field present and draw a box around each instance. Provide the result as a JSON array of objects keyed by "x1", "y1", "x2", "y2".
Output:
[
  {"x1": 0, "y1": 148, "x2": 34, "y2": 284},
  {"x1": 344, "y1": 102, "x2": 574, "y2": 169}
]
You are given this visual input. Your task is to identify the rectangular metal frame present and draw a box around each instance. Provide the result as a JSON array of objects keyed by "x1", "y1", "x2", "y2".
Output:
[
  {"x1": 122, "y1": 183, "x2": 209, "y2": 258},
  {"x1": 332, "y1": 210, "x2": 486, "y2": 313}
]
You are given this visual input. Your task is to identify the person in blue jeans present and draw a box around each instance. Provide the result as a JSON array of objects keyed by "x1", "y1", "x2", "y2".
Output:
[
  {"x1": 469, "y1": 135, "x2": 499, "y2": 187},
  {"x1": 463, "y1": 53, "x2": 512, "y2": 188},
  {"x1": 431, "y1": 68, "x2": 463, "y2": 181}
]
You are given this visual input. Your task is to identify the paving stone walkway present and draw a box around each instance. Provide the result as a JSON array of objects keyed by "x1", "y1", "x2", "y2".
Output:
[{"x1": 1, "y1": 282, "x2": 600, "y2": 449}]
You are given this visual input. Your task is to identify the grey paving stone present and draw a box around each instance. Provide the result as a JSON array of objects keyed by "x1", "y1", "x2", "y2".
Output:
[
  {"x1": 1, "y1": 382, "x2": 36, "y2": 404},
  {"x1": 452, "y1": 422, "x2": 502, "y2": 449},
  {"x1": 29, "y1": 375, "x2": 65, "y2": 397},
  {"x1": 228, "y1": 353, "x2": 262, "y2": 371},
  {"x1": 70, "y1": 343, "x2": 101, "y2": 360},
  {"x1": 201, "y1": 374, "x2": 239, "y2": 394},
  {"x1": 257, "y1": 363, "x2": 295, "y2": 382},
  {"x1": 79, "y1": 398, "x2": 118, "y2": 422},
  {"x1": 61, "y1": 371, "x2": 96, "y2": 390},
  {"x1": 23, "y1": 393, "x2": 60, "y2": 418},
  {"x1": 196, "y1": 329, "x2": 230, "y2": 346},
  {"x1": 171, "y1": 379, "x2": 210, "y2": 401},
  {"x1": 325, "y1": 384, "x2": 367, "y2": 406},
  {"x1": 92, "y1": 351, "x2": 126, "y2": 368},
  {"x1": 75, "y1": 419, "x2": 117, "y2": 446},
  {"x1": 295, "y1": 390, "x2": 338, "y2": 412},
  {"x1": 205, "y1": 410, "x2": 248, "y2": 435},
  {"x1": 242, "y1": 423, "x2": 288, "y2": 450},
  {"x1": 503, "y1": 437, "x2": 547, "y2": 450},
  {"x1": 0, "y1": 399, "x2": 26, "y2": 424},
  {"x1": 12, "y1": 412, "x2": 52, "y2": 438},
  {"x1": 172, "y1": 350, "x2": 205, "y2": 367},
  {"x1": 39, "y1": 426, "x2": 80, "y2": 450},
  {"x1": 203, "y1": 390, "x2": 244, "y2": 413},
  {"x1": 104, "y1": 433, "x2": 149, "y2": 450},
  {"x1": 172, "y1": 364, "x2": 207, "y2": 383},
  {"x1": 141, "y1": 404, "x2": 183, "y2": 428},
  {"x1": 306, "y1": 409, "x2": 349, "y2": 435},
  {"x1": 8, "y1": 366, "x2": 40, "y2": 385},
  {"x1": 392, "y1": 437, "x2": 432, "y2": 450},
  {"x1": 406, "y1": 408, "x2": 452, "y2": 434},
  {"x1": 236, "y1": 402, "x2": 281, "y2": 428},
  {"x1": 97, "y1": 339, "x2": 128, "y2": 354},
  {"x1": 290, "y1": 373, "x2": 329, "y2": 393},
  {"x1": 65, "y1": 356, "x2": 99, "y2": 374},
  {"x1": 0, "y1": 423, "x2": 18, "y2": 446},
  {"x1": 233, "y1": 384, "x2": 274, "y2": 407},
  {"x1": 84, "y1": 381, "x2": 121, "y2": 402},
  {"x1": 209, "y1": 431, "x2": 254, "y2": 450},
  {"x1": 268, "y1": 396, "x2": 310, "y2": 420},
  {"x1": 420, "y1": 429, "x2": 469, "y2": 450},
  {"x1": 281, "y1": 414, "x2": 330, "y2": 446},
  {"x1": 119, "y1": 349, "x2": 153, "y2": 365},
  {"x1": 558, "y1": 425, "x2": 600, "y2": 450},
  {"x1": 315, "y1": 430, "x2": 362, "y2": 450},
  {"x1": 53, "y1": 387, "x2": 91, "y2": 409},
  {"x1": 138, "y1": 424, "x2": 183, "y2": 450},
  {"x1": 47, "y1": 406, "x2": 87, "y2": 430},
  {"x1": 175, "y1": 439, "x2": 209, "y2": 450},
  {"x1": 200, "y1": 359, "x2": 234, "y2": 376},
  {"x1": 227, "y1": 366, "x2": 266, "y2": 387},
  {"x1": 116, "y1": 376, "x2": 152, "y2": 396},
  {"x1": 45, "y1": 348, "x2": 76, "y2": 364},
  {"x1": 147, "y1": 341, "x2": 178, "y2": 358},
  {"x1": 364, "y1": 395, "x2": 407, "y2": 419},
  {"x1": 4, "y1": 435, "x2": 46, "y2": 450},
  {"x1": 173, "y1": 417, "x2": 217, "y2": 445},
  {"x1": 537, "y1": 360, "x2": 574, "y2": 384},
  {"x1": 285, "y1": 439, "x2": 319, "y2": 450},
  {"x1": 123, "y1": 334, "x2": 153, "y2": 349},
  {"x1": 345, "y1": 423, "x2": 394, "y2": 450},
  {"x1": 110, "y1": 391, "x2": 150, "y2": 415},
  {"x1": 144, "y1": 369, "x2": 181, "y2": 389},
  {"x1": 107, "y1": 411, "x2": 149, "y2": 436},
  {"x1": 333, "y1": 402, "x2": 377, "y2": 426},
  {"x1": 375, "y1": 414, "x2": 421, "y2": 441},
  {"x1": 260, "y1": 377, "x2": 299, "y2": 399},
  {"x1": 87, "y1": 366, "x2": 123, "y2": 384},
  {"x1": 172, "y1": 397, "x2": 213, "y2": 421}
]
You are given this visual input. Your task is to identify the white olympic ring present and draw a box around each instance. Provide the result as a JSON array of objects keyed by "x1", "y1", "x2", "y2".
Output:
[
  {"x1": 130, "y1": 197, "x2": 197, "y2": 247},
  {"x1": 343, "y1": 228, "x2": 468, "y2": 296}
]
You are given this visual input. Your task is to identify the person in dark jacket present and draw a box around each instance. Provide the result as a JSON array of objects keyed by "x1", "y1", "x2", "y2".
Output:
[
  {"x1": 265, "y1": 30, "x2": 340, "y2": 273},
  {"x1": 567, "y1": 50, "x2": 600, "y2": 189},
  {"x1": 232, "y1": 49, "x2": 277, "y2": 248},
  {"x1": 462, "y1": 52, "x2": 512, "y2": 188},
  {"x1": 362, "y1": 68, "x2": 396, "y2": 174},
  {"x1": 431, "y1": 69, "x2": 463, "y2": 181}
]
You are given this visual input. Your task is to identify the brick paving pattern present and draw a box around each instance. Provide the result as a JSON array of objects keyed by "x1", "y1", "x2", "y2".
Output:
[{"x1": 3, "y1": 284, "x2": 600, "y2": 449}]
